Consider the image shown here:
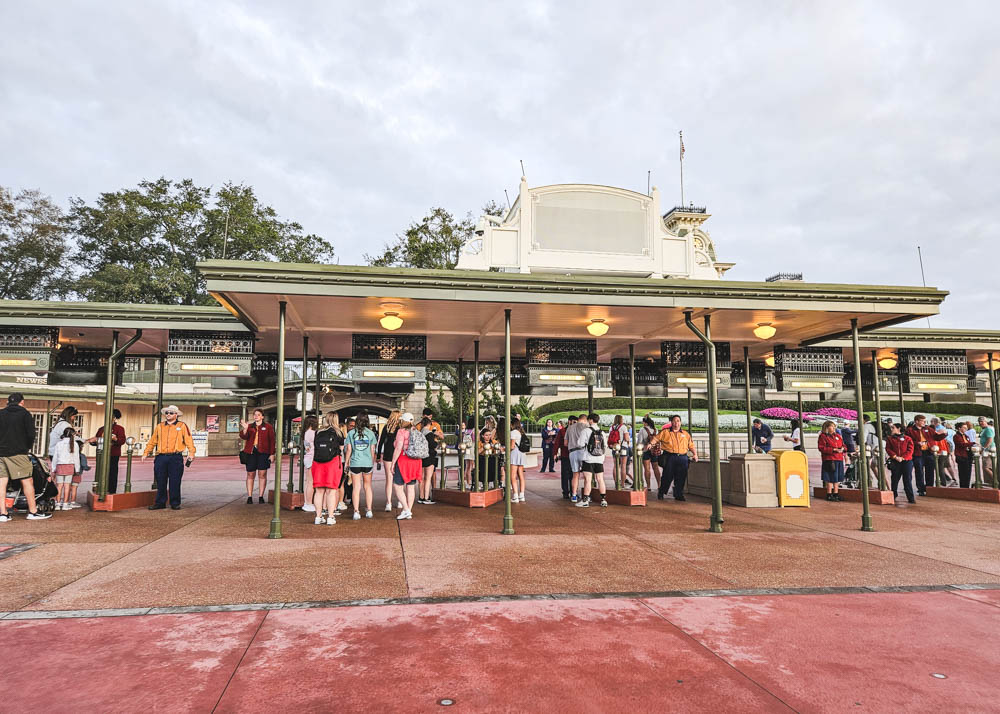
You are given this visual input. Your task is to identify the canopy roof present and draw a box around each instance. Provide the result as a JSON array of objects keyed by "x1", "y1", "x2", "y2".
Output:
[
  {"x1": 200, "y1": 260, "x2": 948, "y2": 361},
  {"x1": 815, "y1": 328, "x2": 1000, "y2": 368}
]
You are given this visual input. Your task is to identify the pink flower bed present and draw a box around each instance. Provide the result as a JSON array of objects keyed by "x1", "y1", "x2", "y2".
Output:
[
  {"x1": 811, "y1": 407, "x2": 858, "y2": 420},
  {"x1": 759, "y1": 407, "x2": 814, "y2": 421}
]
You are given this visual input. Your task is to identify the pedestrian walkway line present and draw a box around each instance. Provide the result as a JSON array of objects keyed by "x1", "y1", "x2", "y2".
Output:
[{"x1": 3, "y1": 583, "x2": 996, "y2": 621}]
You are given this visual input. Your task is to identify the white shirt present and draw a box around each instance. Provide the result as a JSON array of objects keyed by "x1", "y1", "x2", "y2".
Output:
[
  {"x1": 584, "y1": 426, "x2": 605, "y2": 464},
  {"x1": 509, "y1": 429, "x2": 522, "y2": 449},
  {"x1": 49, "y1": 419, "x2": 72, "y2": 458},
  {"x1": 51, "y1": 437, "x2": 78, "y2": 469}
]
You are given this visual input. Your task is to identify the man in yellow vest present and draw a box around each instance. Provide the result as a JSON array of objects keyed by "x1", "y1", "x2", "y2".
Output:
[
  {"x1": 142, "y1": 405, "x2": 195, "y2": 510},
  {"x1": 648, "y1": 414, "x2": 698, "y2": 501}
]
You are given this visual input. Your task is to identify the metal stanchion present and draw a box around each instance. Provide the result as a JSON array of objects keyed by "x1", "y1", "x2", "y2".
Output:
[
  {"x1": 972, "y1": 445, "x2": 983, "y2": 488},
  {"x1": 124, "y1": 437, "x2": 136, "y2": 493}
]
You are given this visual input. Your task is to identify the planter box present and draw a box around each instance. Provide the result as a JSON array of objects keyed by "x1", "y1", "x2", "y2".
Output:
[
  {"x1": 433, "y1": 488, "x2": 504, "y2": 508},
  {"x1": 924, "y1": 487, "x2": 1000, "y2": 504},
  {"x1": 812, "y1": 487, "x2": 895, "y2": 505},
  {"x1": 598, "y1": 488, "x2": 646, "y2": 506},
  {"x1": 87, "y1": 490, "x2": 157, "y2": 512},
  {"x1": 267, "y1": 489, "x2": 305, "y2": 510}
]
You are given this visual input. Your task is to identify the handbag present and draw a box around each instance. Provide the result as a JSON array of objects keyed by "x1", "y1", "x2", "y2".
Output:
[{"x1": 239, "y1": 450, "x2": 249, "y2": 465}]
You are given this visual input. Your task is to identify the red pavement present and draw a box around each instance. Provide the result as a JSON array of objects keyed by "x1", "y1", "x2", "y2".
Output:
[{"x1": 2, "y1": 589, "x2": 998, "y2": 713}]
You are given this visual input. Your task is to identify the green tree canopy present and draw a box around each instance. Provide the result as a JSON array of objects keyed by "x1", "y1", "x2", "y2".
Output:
[
  {"x1": 0, "y1": 187, "x2": 72, "y2": 300},
  {"x1": 69, "y1": 178, "x2": 335, "y2": 305}
]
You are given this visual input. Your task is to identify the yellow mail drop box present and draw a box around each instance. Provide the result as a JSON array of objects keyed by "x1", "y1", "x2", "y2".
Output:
[{"x1": 772, "y1": 449, "x2": 810, "y2": 507}]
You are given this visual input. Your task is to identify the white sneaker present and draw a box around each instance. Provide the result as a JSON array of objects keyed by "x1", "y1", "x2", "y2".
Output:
[
  {"x1": 365, "y1": 510, "x2": 373, "y2": 518},
  {"x1": 27, "y1": 512, "x2": 52, "y2": 520},
  {"x1": 385, "y1": 503, "x2": 392, "y2": 512},
  {"x1": 519, "y1": 493, "x2": 525, "y2": 502},
  {"x1": 396, "y1": 510, "x2": 411, "y2": 520},
  {"x1": 511, "y1": 494, "x2": 520, "y2": 503},
  {"x1": 352, "y1": 511, "x2": 361, "y2": 520},
  {"x1": 0, "y1": 513, "x2": 11, "y2": 522},
  {"x1": 68, "y1": 502, "x2": 81, "y2": 509},
  {"x1": 302, "y1": 503, "x2": 316, "y2": 512},
  {"x1": 326, "y1": 515, "x2": 336, "y2": 525},
  {"x1": 314, "y1": 516, "x2": 324, "y2": 525},
  {"x1": 338, "y1": 501, "x2": 347, "y2": 511}
]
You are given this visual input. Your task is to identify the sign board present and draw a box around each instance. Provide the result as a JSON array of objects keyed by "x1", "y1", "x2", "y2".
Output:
[
  {"x1": 226, "y1": 414, "x2": 241, "y2": 433},
  {"x1": 192, "y1": 430, "x2": 209, "y2": 458},
  {"x1": 296, "y1": 391, "x2": 315, "y2": 411},
  {"x1": 205, "y1": 414, "x2": 220, "y2": 433}
]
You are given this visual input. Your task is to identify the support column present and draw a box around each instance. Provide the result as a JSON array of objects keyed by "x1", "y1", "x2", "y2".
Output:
[
  {"x1": 871, "y1": 350, "x2": 887, "y2": 491},
  {"x1": 685, "y1": 311, "x2": 723, "y2": 533},
  {"x1": 629, "y1": 344, "x2": 642, "y2": 490},
  {"x1": 97, "y1": 330, "x2": 118, "y2": 501},
  {"x1": 298, "y1": 335, "x2": 308, "y2": 493},
  {"x1": 457, "y1": 357, "x2": 465, "y2": 492},
  {"x1": 502, "y1": 310, "x2": 514, "y2": 535},
  {"x1": 897, "y1": 366, "x2": 905, "y2": 428},
  {"x1": 314, "y1": 355, "x2": 322, "y2": 418},
  {"x1": 269, "y1": 300, "x2": 287, "y2": 540},
  {"x1": 587, "y1": 384, "x2": 594, "y2": 415},
  {"x1": 744, "y1": 345, "x2": 753, "y2": 453},
  {"x1": 152, "y1": 352, "x2": 166, "y2": 491},
  {"x1": 989, "y1": 354, "x2": 999, "y2": 489},
  {"x1": 797, "y1": 392, "x2": 804, "y2": 452},
  {"x1": 473, "y1": 340, "x2": 481, "y2": 492},
  {"x1": 687, "y1": 388, "x2": 693, "y2": 433},
  {"x1": 852, "y1": 319, "x2": 874, "y2": 532}
]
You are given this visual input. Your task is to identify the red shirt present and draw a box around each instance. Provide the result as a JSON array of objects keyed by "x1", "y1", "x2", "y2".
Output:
[
  {"x1": 554, "y1": 427, "x2": 569, "y2": 459},
  {"x1": 885, "y1": 434, "x2": 915, "y2": 461},
  {"x1": 818, "y1": 432, "x2": 846, "y2": 462},
  {"x1": 953, "y1": 431, "x2": 974, "y2": 460},
  {"x1": 905, "y1": 424, "x2": 944, "y2": 452},
  {"x1": 240, "y1": 422, "x2": 276, "y2": 455},
  {"x1": 96, "y1": 424, "x2": 127, "y2": 458}
]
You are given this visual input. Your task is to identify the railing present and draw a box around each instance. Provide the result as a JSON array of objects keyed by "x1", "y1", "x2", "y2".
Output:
[
  {"x1": 765, "y1": 272, "x2": 803, "y2": 282},
  {"x1": 664, "y1": 206, "x2": 707, "y2": 216}
]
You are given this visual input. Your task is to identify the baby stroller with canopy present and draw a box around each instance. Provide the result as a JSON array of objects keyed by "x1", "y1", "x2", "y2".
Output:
[{"x1": 4, "y1": 454, "x2": 58, "y2": 514}]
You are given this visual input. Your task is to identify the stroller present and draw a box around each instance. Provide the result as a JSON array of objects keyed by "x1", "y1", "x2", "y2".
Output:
[{"x1": 4, "y1": 455, "x2": 58, "y2": 514}]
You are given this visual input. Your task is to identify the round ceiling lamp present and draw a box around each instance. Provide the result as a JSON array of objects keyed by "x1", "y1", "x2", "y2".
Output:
[
  {"x1": 379, "y1": 302, "x2": 404, "y2": 331},
  {"x1": 765, "y1": 355, "x2": 775, "y2": 367},
  {"x1": 986, "y1": 357, "x2": 1000, "y2": 371},
  {"x1": 753, "y1": 322, "x2": 776, "y2": 340},
  {"x1": 587, "y1": 318, "x2": 609, "y2": 337},
  {"x1": 877, "y1": 356, "x2": 898, "y2": 370}
]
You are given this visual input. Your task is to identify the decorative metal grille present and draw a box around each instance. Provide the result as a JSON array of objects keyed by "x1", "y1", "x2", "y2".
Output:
[
  {"x1": 352, "y1": 334, "x2": 426, "y2": 362},
  {"x1": 0, "y1": 327, "x2": 59, "y2": 349},
  {"x1": 251, "y1": 353, "x2": 279, "y2": 374},
  {"x1": 167, "y1": 330, "x2": 254, "y2": 354},
  {"x1": 774, "y1": 347, "x2": 843, "y2": 375},
  {"x1": 898, "y1": 349, "x2": 967, "y2": 377},
  {"x1": 610, "y1": 358, "x2": 664, "y2": 387},
  {"x1": 53, "y1": 347, "x2": 111, "y2": 370},
  {"x1": 501, "y1": 359, "x2": 530, "y2": 395},
  {"x1": 730, "y1": 360, "x2": 768, "y2": 387},
  {"x1": 660, "y1": 341, "x2": 731, "y2": 369},
  {"x1": 526, "y1": 339, "x2": 597, "y2": 366}
]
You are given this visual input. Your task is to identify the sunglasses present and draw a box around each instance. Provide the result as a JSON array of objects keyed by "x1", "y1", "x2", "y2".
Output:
[{"x1": 165, "y1": 411, "x2": 177, "y2": 415}]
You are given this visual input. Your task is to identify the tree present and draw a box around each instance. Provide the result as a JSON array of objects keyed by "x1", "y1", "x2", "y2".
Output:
[
  {"x1": 69, "y1": 179, "x2": 335, "y2": 305},
  {"x1": 0, "y1": 187, "x2": 73, "y2": 300}
]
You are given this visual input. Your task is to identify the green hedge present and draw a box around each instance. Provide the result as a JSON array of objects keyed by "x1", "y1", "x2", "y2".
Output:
[{"x1": 535, "y1": 397, "x2": 993, "y2": 418}]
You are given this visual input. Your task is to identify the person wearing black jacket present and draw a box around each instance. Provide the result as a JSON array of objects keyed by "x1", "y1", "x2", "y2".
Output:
[
  {"x1": 0, "y1": 393, "x2": 51, "y2": 521},
  {"x1": 376, "y1": 410, "x2": 401, "y2": 512},
  {"x1": 751, "y1": 419, "x2": 774, "y2": 453}
]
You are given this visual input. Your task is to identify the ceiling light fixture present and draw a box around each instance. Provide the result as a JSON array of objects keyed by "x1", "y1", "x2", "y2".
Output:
[
  {"x1": 586, "y1": 319, "x2": 609, "y2": 337},
  {"x1": 753, "y1": 322, "x2": 776, "y2": 340},
  {"x1": 378, "y1": 301, "x2": 404, "y2": 331},
  {"x1": 765, "y1": 356, "x2": 775, "y2": 367},
  {"x1": 877, "y1": 356, "x2": 898, "y2": 370}
]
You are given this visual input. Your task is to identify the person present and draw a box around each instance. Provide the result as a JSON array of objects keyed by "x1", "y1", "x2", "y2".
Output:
[
  {"x1": 978, "y1": 416, "x2": 995, "y2": 483},
  {"x1": 566, "y1": 413, "x2": 591, "y2": 502},
  {"x1": 817, "y1": 420, "x2": 847, "y2": 501},
  {"x1": 310, "y1": 412, "x2": 344, "y2": 525},
  {"x1": 0, "y1": 393, "x2": 52, "y2": 521},
  {"x1": 508, "y1": 417, "x2": 526, "y2": 502},
  {"x1": 389, "y1": 413, "x2": 423, "y2": 520},
  {"x1": 576, "y1": 413, "x2": 608, "y2": 508},
  {"x1": 51, "y1": 426, "x2": 80, "y2": 510},
  {"x1": 142, "y1": 405, "x2": 195, "y2": 511},
  {"x1": 239, "y1": 409, "x2": 275, "y2": 504},
  {"x1": 342, "y1": 417, "x2": 355, "y2": 506},
  {"x1": 885, "y1": 422, "x2": 916, "y2": 503},
  {"x1": 300, "y1": 415, "x2": 319, "y2": 513},
  {"x1": 636, "y1": 415, "x2": 661, "y2": 493},
  {"x1": 377, "y1": 410, "x2": 401, "y2": 511},
  {"x1": 751, "y1": 418, "x2": 773, "y2": 453},
  {"x1": 478, "y1": 416, "x2": 500, "y2": 490},
  {"x1": 417, "y1": 416, "x2": 438, "y2": 505},
  {"x1": 459, "y1": 418, "x2": 476, "y2": 488},
  {"x1": 422, "y1": 407, "x2": 444, "y2": 439},
  {"x1": 783, "y1": 419, "x2": 804, "y2": 452},
  {"x1": 953, "y1": 422, "x2": 974, "y2": 489},
  {"x1": 650, "y1": 414, "x2": 697, "y2": 501},
  {"x1": 345, "y1": 413, "x2": 377, "y2": 519},
  {"x1": 553, "y1": 416, "x2": 576, "y2": 499},
  {"x1": 905, "y1": 414, "x2": 946, "y2": 495},
  {"x1": 540, "y1": 419, "x2": 558, "y2": 473},
  {"x1": 931, "y1": 419, "x2": 956, "y2": 486},
  {"x1": 861, "y1": 415, "x2": 882, "y2": 486},
  {"x1": 49, "y1": 406, "x2": 81, "y2": 508},
  {"x1": 88, "y1": 409, "x2": 127, "y2": 494},
  {"x1": 608, "y1": 415, "x2": 631, "y2": 485}
]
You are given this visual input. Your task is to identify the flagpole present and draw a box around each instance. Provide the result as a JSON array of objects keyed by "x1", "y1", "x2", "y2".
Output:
[{"x1": 679, "y1": 131, "x2": 685, "y2": 207}]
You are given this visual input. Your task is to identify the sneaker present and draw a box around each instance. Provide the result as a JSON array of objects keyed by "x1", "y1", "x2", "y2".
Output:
[
  {"x1": 575, "y1": 498, "x2": 590, "y2": 508},
  {"x1": 326, "y1": 515, "x2": 336, "y2": 525},
  {"x1": 416, "y1": 499, "x2": 426, "y2": 505},
  {"x1": 826, "y1": 494, "x2": 834, "y2": 501},
  {"x1": 338, "y1": 502, "x2": 347, "y2": 511},
  {"x1": 314, "y1": 516, "x2": 325, "y2": 525},
  {"x1": 396, "y1": 510, "x2": 412, "y2": 520},
  {"x1": 385, "y1": 503, "x2": 392, "y2": 512},
  {"x1": 302, "y1": 503, "x2": 316, "y2": 512},
  {"x1": 424, "y1": 499, "x2": 435, "y2": 505},
  {"x1": 27, "y1": 512, "x2": 52, "y2": 520},
  {"x1": 258, "y1": 496, "x2": 266, "y2": 504},
  {"x1": 511, "y1": 494, "x2": 519, "y2": 503},
  {"x1": 247, "y1": 496, "x2": 253, "y2": 504},
  {"x1": 353, "y1": 511, "x2": 361, "y2": 520},
  {"x1": 67, "y1": 502, "x2": 81, "y2": 509},
  {"x1": 570, "y1": 495, "x2": 579, "y2": 503},
  {"x1": 519, "y1": 493, "x2": 525, "y2": 502},
  {"x1": 0, "y1": 513, "x2": 10, "y2": 522},
  {"x1": 834, "y1": 494, "x2": 843, "y2": 502},
  {"x1": 600, "y1": 498, "x2": 608, "y2": 508},
  {"x1": 365, "y1": 510, "x2": 374, "y2": 518}
]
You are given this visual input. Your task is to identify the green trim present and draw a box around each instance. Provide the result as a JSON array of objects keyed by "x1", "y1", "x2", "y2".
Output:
[
  {"x1": 816, "y1": 327, "x2": 1000, "y2": 349},
  {"x1": 0, "y1": 300, "x2": 248, "y2": 330}
]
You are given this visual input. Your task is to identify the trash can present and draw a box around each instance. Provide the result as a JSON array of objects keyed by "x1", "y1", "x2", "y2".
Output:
[{"x1": 772, "y1": 449, "x2": 810, "y2": 507}]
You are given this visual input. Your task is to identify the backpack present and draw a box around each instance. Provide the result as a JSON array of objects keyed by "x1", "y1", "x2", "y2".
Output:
[
  {"x1": 314, "y1": 428, "x2": 341, "y2": 464},
  {"x1": 608, "y1": 425, "x2": 621, "y2": 446},
  {"x1": 586, "y1": 429, "x2": 606, "y2": 457},
  {"x1": 518, "y1": 431, "x2": 531, "y2": 453},
  {"x1": 405, "y1": 427, "x2": 429, "y2": 460}
]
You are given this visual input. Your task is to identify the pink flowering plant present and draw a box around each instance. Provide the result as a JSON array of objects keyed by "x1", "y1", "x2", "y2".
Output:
[
  {"x1": 811, "y1": 407, "x2": 857, "y2": 420},
  {"x1": 759, "y1": 407, "x2": 814, "y2": 421}
]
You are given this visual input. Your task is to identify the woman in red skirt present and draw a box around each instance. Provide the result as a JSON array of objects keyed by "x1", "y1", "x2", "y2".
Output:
[
  {"x1": 390, "y1": 413, "x2": 422, "y2": 520},
  {"x1": 310, "y1": 412, "x2": 345, "y2": 525}
]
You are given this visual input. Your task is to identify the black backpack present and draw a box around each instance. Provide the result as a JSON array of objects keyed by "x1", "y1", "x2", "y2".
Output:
[
  {"x1": 518, "y1": 431, "x2": 531, "y2": 453},
  {"x1": 586, "y1": 429, "x2": 605, "y2": 457},
  {"x1": 314, "y1": 428, "x2": 342, "y2": 464}
]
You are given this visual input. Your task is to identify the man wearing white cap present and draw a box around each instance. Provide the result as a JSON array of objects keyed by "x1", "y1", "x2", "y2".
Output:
[{"x1": 142, "y1": 405, "x2": 195, "y2": 510}]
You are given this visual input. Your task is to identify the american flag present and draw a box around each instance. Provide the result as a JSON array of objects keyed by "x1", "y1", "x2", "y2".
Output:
[{"x1": 679, "y1": 131, "x2": 685, "y2": 161}]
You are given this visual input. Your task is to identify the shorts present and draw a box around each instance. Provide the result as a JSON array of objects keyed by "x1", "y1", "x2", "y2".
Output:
[
  {"x1": 582, "y1": 461, "x2": 604, "y2": 474},
  {"x1": 72, "y1": 474, "x2": 82, "y2": 484},
  {"x1": 821, "y1": 460, "x2": 845, "y2": 483},
  {"x1": 642, "y1": 450, "x2": 656, "y2": 461},
  {"x1": 0, "y1": 454, "x2": 33, "y2": 481},
  {"x1": 245, "y1": 449, "x2": 271, "y2": 473},
  {"x1": 421, "y1": 456, "x2": 436, "y2": 468},
  {"x1": 312, "y1": 457, "x2": 343, "y2": 489},
  {"x1": 349, "y1": 466, "x2": 371, "y2": 474},
  {"x1": 55, "y1": 473, "x2": 74, "y2": 484},
  {"x1": 569, "y1": 449, "x2": 585, "y2": 473}
]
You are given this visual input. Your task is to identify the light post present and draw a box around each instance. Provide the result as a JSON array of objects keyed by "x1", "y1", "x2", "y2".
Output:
[{"x1": 124, "y1": 436, "x2": 136, "y2": 494}]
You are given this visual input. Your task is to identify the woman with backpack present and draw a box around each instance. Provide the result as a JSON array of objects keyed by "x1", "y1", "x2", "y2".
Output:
[
  {"x1": 417, "y1": 416, "x2": 438, "y2": 505},
  {"x1": 310, "y1": 412, "x2": 345, "y2": 524},
  {"x1": 345, "y1": 413, "x2": 377, "y2": 519},
  {"x1": 636, "y1": 415, "x2": 661, "y2": 493},
  {"x1": 608, "y1": 415, "x2": 631, "y2": 485},
  {"x1": 377, "y1": 410, "x2": 401, "y2": 512},
  {"x1": 508, "y1": 417, "x2": 527, "y2": 502},
  {"x1": 389, "y1": 413, "x2": 423, "y2": 520}
]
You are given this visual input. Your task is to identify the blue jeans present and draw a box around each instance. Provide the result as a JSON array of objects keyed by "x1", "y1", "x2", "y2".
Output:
[
  {"x1": 890, "y1": 459, "x2": 914, "y2": 501},
  {"x1": 913, "y1": 453, "x2": 936, "y2": 491},
  {"x1": 541, "y1": 443, "x2": 555, "y2": 472},
  {"x1": 154, "y1": 453, "x2": 184, "y2": 507}
]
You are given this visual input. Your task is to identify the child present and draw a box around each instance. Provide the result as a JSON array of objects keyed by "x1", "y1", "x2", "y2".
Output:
[
  {"x1": 51, "y1": 426, "x2": 78, "y2": 510},
  {"x1": 817, "y1": 420, "x2": 847, "y2": 501}
]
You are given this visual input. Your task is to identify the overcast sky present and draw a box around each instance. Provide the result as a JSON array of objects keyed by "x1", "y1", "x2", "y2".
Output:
[{"x1": 2, "y1": 1, "x2": 997, "y2": 327}]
